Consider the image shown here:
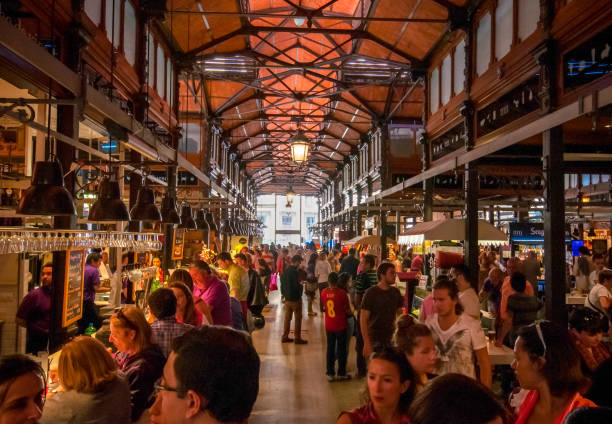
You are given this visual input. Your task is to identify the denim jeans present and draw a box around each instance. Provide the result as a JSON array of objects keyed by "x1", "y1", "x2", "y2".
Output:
[
  {"x1": 345, "y1": 315, "x2": 355, "y2": 351},
  {"x1": 326, "y1": 329, "x2": 348, "y2": 376}
]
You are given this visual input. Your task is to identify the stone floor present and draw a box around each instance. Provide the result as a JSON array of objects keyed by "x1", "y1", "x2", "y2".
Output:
[{"x1": 250, "y1": 291, "x2": 363, "y2": 424}]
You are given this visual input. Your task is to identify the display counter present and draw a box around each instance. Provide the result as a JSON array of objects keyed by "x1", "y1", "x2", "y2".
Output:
[{"x1": 566, "y1": 293, "x2": 587, "y2": 305}]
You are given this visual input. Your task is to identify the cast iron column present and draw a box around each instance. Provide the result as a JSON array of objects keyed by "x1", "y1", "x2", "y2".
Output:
[
  {"x1": 424, "y1": 179, "x2": 433, "y2": 222},
  {"x1": 543, "y1": 127, "x2": 566, "y2": 323},
  {"x1": 162, "y1": 166, "x2": 177, "y2": 272},
  {"x1": 461, "y1": 99, "x2": 478, "y2": 284},
  {"x1": 380, "y1": 210, "x2": 388, "y2": 261},
  {"x1": 465, "y1": 163, "x2": 479, "y2": 286}
]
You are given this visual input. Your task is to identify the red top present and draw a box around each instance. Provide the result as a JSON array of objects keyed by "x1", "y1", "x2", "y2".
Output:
[
  {"x1": 322, "y1": 287, "x2": 349, "y2": 332},
  {"x1": 515, "y1": 390, "x2": 596, "y2": 424},
  {"x1": 339, "y1": 403, "x2": 410, "y2": 424}
]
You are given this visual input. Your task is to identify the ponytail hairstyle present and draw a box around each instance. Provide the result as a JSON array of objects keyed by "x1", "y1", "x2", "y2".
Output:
[
  {"x1": 395, "y1": 314, "x2": 433, "y2": 355},
  {"x1": 433, "y1": 278, "x2": 464, "y2": 315}
]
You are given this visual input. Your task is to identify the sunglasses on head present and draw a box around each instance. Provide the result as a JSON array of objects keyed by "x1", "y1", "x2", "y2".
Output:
[
  {"x1": 116, "y1": 308, "x2": 138, "y2": 331},
  {"x1": 535, "y1": 321, "x2": 547, "y2": 357}
]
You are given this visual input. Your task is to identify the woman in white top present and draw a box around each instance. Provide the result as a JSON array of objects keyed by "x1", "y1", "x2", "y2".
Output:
[
  {"x1": 585, "y1": 268, "x2": 612, "y2": 317},
  {"x1": 316, "y1": 252, "x2": 333, "y2": 313}
]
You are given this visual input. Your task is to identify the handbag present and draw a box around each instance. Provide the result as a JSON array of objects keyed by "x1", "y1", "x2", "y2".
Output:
[
  {"x1": 305, "y1": 279, "x2": 318, "y2": 293},
  {"x1": 270, "y1": 273, "x2": 278, "y2": 291}
]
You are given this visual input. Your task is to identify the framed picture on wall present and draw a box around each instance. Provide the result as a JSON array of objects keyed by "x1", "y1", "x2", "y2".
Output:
[{"x1": 0, "y1": 127, "x2": 25, "y2": 156}]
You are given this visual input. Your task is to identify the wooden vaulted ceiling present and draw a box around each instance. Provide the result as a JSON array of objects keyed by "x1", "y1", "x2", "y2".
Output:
[{"x1": 165, "y1": 0, "x2": 466, "y2": 194}]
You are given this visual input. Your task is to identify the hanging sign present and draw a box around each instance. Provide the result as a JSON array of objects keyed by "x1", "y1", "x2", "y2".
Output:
[
  {"x1": 172, "y1": 228, "x2": 185, "y2": 260},
  {"x1": 564, "y1": 25, "x2": 612, "y2": 89},
  {"x1": 509, "y1": 223, "x2": 544, "y2": 241},
  {"x1": 477, "y1": 77, "x2": 540, "y2": 138},
  {"x1": 62, "y1": 249, "x2": 85, "y2": 327},
  {"x1": 431, "y1": 123, "x2": 465, "y2": 161}
]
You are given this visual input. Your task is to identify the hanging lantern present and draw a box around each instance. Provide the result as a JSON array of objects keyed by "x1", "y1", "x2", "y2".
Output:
[
  {"x1": 88, "y1": 176, "x2": 130, "y2": 221},
  {"x1": 286, "y1": 186, "x2": 296, "y2": 204},
  {"x1": 290, "y1": 131, "x2": 309, "y2": 164},
  {"x1": 17, "y1": 158, "x2": 77, "y2": 216}
]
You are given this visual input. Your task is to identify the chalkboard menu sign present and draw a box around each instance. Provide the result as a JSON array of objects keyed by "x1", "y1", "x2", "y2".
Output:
[
  {"x1": 172, "y1": 228, "x2": 185, "y2": 260},
  {"x1": 63, "y1": 249, "x2": 85, "y2": 327}
]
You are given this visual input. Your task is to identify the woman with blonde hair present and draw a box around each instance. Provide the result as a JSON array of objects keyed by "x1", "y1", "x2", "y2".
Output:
[
  {"x1": 110, "y1": 306, "x2": 165, "y2": 422},
  {"x1": 41, "y1": 336, "x2": 131, "y2": 424}
]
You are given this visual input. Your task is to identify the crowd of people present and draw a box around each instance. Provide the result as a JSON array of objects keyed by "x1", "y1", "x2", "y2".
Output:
[{"x1": 3, "y1": 242, "x2": 612, "y2": 424}]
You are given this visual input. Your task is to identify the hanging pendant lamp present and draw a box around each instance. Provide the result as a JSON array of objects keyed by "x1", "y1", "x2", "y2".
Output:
[
  {"x1": 178, "y1": 203, "x2": 197, "y2": 229},
  {"x1": 88, "y1": 176, "x2": 130, "y2": 221},
  {"x1": 233, "y1": 216, "x2": 242, "y2": 235},
  {"x1": 205, "y1": 211, "x2": 218, "y2": 232},
  {"x1": 161, "y1": 194, "x2": 181, "y2": 224},
  {"x1": 220, "y1": 218, "x2": 232, "y2": 235},
  {"x1": 130, "y1": 186, "x2": 161, "y2": 221},
  {"x1": 196, "y1": 209, "x2": 209, "y2": 230},
  {"x1": 17, "y1": 158, "x2": 77, "y2": 216}
]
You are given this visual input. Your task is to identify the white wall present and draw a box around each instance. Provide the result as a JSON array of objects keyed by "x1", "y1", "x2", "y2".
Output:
[{"x1": 256, "y1": 194, "x2": 319, "y2": 245}]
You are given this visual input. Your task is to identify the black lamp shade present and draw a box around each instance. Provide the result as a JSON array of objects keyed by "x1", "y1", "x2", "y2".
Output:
[
  {"x1": 230, "y1": 218, "x2": 239, "y2": 235},
  {"x1": 17, "y1": 160, "x2": 77, "y2": 216},
  {"x1": 220, "y1": 218, "x2": 232, "y2": 235},
  {"x1": 89, "y1": 177, "x2": 130, "y2": 221},
  {"x1": 205, "y1": 211, "x2": 218, "y2": 232},
  {"x1": 161, "y1": 195, "x2": 181, "y2": 224},
  {"x1": 196, "y1": 209, "x2": 209, "y2": 230},
  {"x1": 130, "y1": 187, "x2": 161, "y2": 221},
  {"x1": 179, "y1": 204, "x2": 197, "y2": 229}
]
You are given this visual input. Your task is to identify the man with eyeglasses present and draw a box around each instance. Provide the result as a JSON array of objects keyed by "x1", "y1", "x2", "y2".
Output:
[{"x1": 149, "y1": 326, "x2": 260, "y2": 424}]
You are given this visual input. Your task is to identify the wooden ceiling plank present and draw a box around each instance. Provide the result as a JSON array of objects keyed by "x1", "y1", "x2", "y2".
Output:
[
  {"x1": 185, "y1": 27, "x2": 246, "y2": 57},
  {"x1": 215, "y1": 86, "x2": 253, "y2": 115},
  {"x1": 387, "y1": 76, "x2": 423, "y2": 120}
]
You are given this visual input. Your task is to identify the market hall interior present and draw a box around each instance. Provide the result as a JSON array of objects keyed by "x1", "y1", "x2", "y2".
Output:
[{"x1": 0, "y1": 0, "x2": 611, "y2": 423}]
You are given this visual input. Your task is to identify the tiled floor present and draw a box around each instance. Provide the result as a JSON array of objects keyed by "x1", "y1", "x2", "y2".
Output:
[{"x1": 250, "y1": 291, "x2": 363, "y2": 424}]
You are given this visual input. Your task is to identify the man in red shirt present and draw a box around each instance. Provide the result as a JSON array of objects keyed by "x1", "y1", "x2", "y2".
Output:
[{"x1": 321, "y1": 272, "x2": 352, "y2": 381}]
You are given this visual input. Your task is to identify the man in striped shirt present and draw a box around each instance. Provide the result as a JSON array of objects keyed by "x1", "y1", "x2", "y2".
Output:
[{"x1": 352, "y1": 254, "x2": 378, "y2": 377}]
